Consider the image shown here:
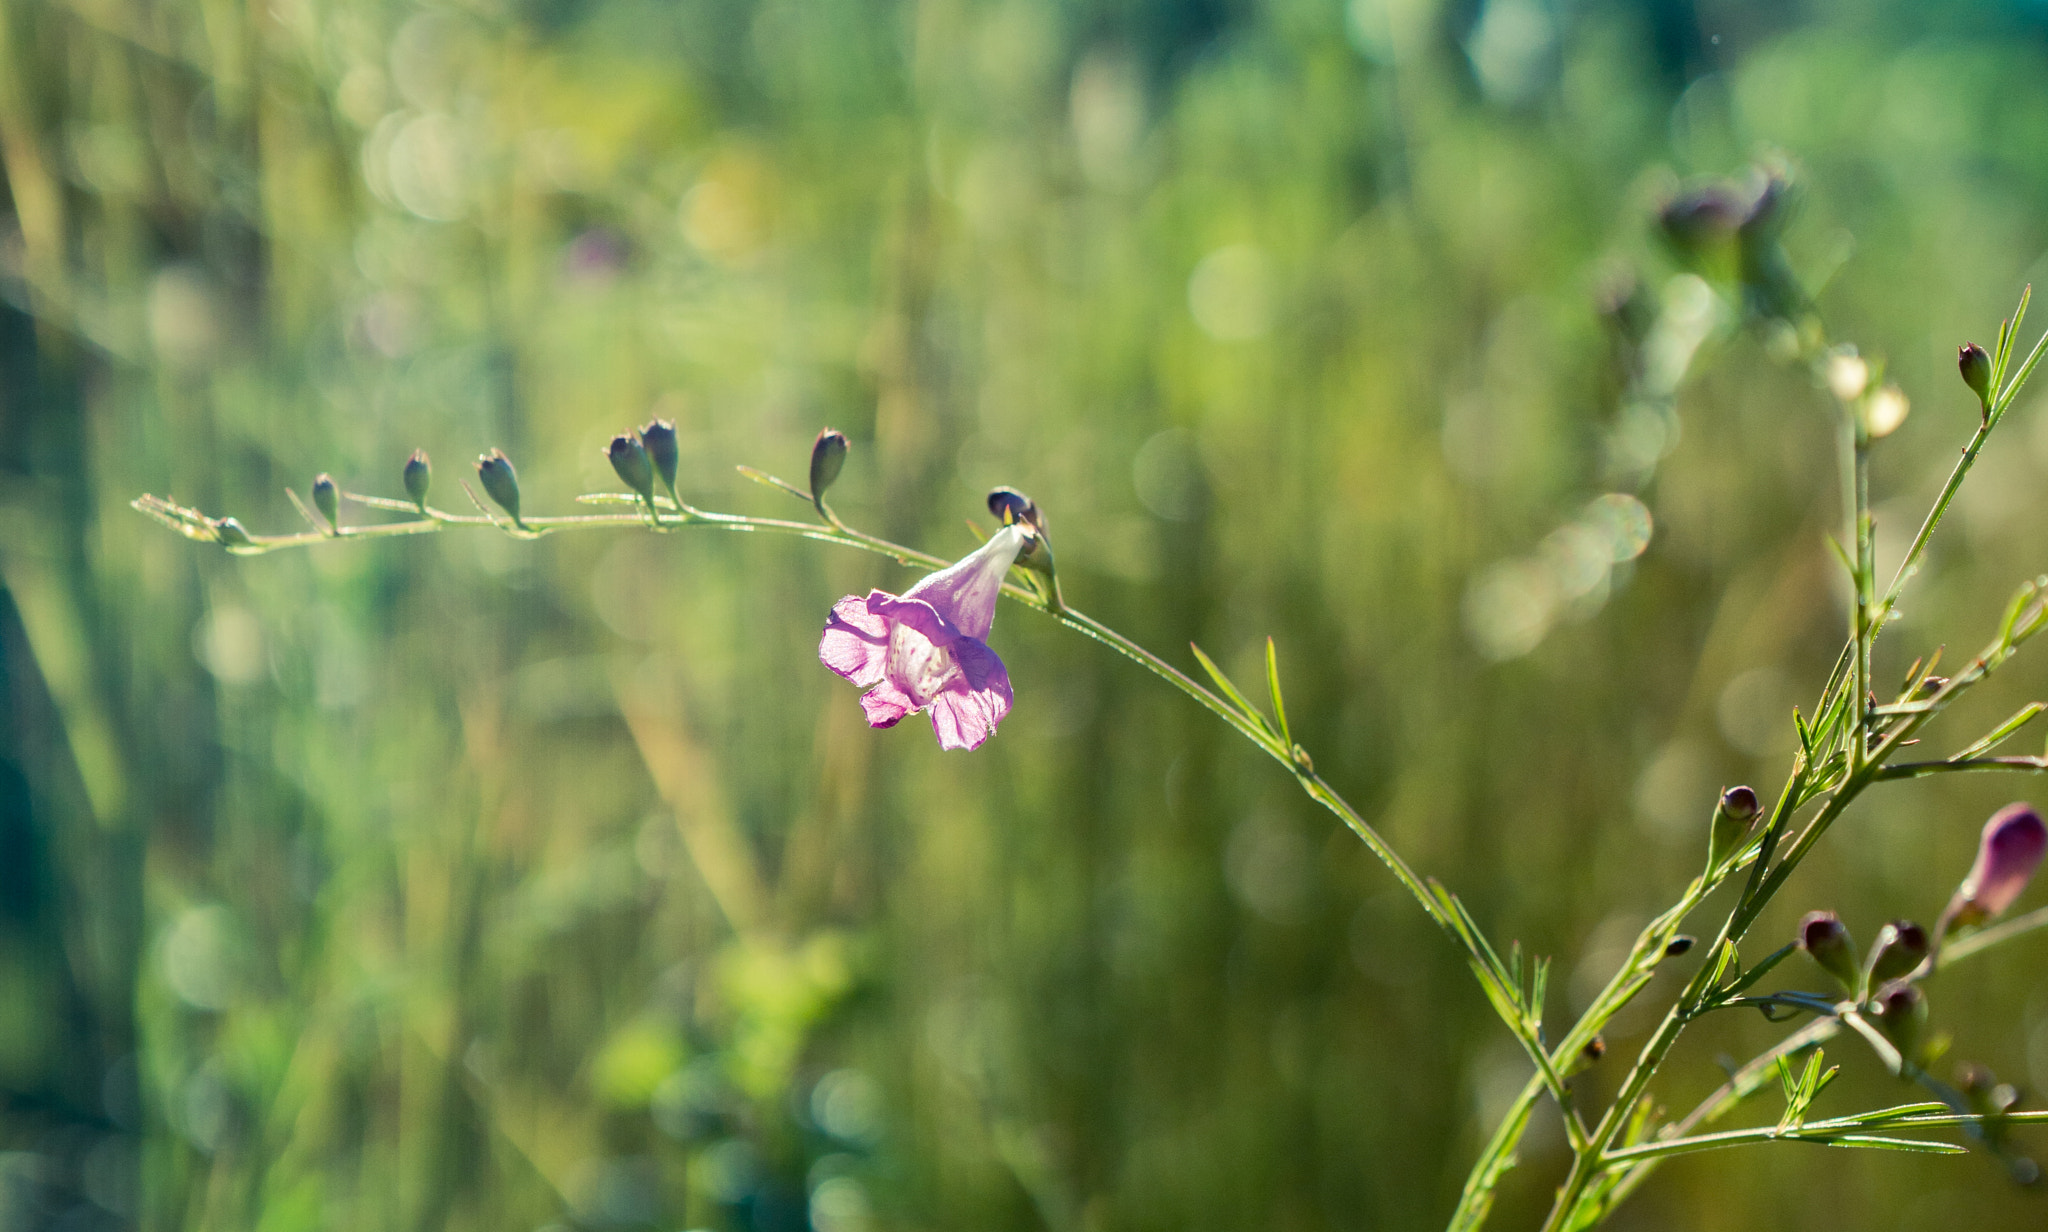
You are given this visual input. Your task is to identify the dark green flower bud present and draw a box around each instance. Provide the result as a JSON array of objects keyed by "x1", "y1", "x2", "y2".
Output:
[
  {"x1": 1707, "y1": 784, "x2": 1762, "y2": 869},
  {"x1": 1959, "y1": 343, "x2": 1992, "y2": 407},
  {"x1": 1797, "y1": 910, "x2": 1858, "y2": 990},
  {"x1": 1663, "y1": 935, "x2": 1695, "y2": 958},
  {"x1": 607, "y1": 434, "x2": 655, "y2": 504},
  {"x1": 809, "y1": 429, "x2": 849, "y2": 504},
  {"x1": 403, "y1": 450, "x2": 432, "y2": 511},
  {"x1": 213, "y1": 517, "x2": 253, "y2": 548},
  {"x1": 312, "y1": 473, "x2": 340, "y2": 533},
  {"x1": 476, "y1": 449, "x2": 522, "y2": 525},
  {"x1": 1864, "y1": 919, "x2": 1929, "y2": 988},
  {"x1": 1872, "y1": 979, "x2": 1927, "y2": 1065},
  {"x1": 640, "y1": 419, "x2": 679, "y2": 500}
]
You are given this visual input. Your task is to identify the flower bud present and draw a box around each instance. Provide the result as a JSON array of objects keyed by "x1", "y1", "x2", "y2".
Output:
[
  {"x1": 1797, "y1": 910, "x2": 1858, "y2": 989},
  {"x1": 1864, "y1": 919, "x2": 1929, "y2": 987},
  {"x1": 403, "y1": 450, "x2": 432, "y2": 510},
  {"x1": 1658, "y1": 183, "x2": 1745, "y2": 266},
  {"x1": 212, "y1": 517, "x2": 253, "y2": 548},
  {"x1": 640, "y1": 419, "x2": 679, "y2": 499},
  {"x1": 1663, "y1": 935, "x2": 1695, "y2": 957},
  {"x1": 607, "y1": 434, "x2": 654, "y2": 504},
  {"x1": 1946, "y1": 803, "x2": 2048, "y2": 929},
  {"x1": 809, "y1": 429, "x2": 849, "y2": 504},
  {"x1": 312, "y1": 473, "x2": 340, "y2": 533},
  {"x1": 476, "y1": 449, "x2": 522, "y2": 524},
  {"x1": 987, "y1": 485, "x2": 1047, "y2": 536},
  {"x1": 1872, "y1": 979, "x2": 1927, "y2": 1063},
  {"x1": 1707, "y1": 784, "x2": 1762, "y2": 868},
  {"x1": 1959, "y1": 342, "x2": 1992, "y2": 406}
]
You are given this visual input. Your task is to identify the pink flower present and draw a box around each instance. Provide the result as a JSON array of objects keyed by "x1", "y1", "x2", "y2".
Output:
[
  {"x1": 818, "y1": 525, "x2": 1031, "y2": 750},
  {"x1": 1947, "y1": 803, "x2": 2048, "y2": 927}
]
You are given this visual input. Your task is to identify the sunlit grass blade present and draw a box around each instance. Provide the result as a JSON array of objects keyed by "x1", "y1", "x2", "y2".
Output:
[{"x1": 1264, "y1": 637, "x2": 1292, "y2": 747}]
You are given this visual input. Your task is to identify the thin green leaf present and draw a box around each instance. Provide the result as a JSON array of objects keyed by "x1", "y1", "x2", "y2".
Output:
[
  {"x1": 1264, "y1": 637, "x2": 1292, "y2": 746},
  {"x1": 1813, "y1": 1134, "x2": 1966, "y2": 1154},
  {"x1": 1717, "y1": 943, "x2": 1796, "y2": 999},
  {"x1": 1948, "y1": 702, "x2": 2048, "y2": 763},
  {"x1": 734, "y1": 465, "x2": 813, "y2": 502},
  {"x1": 1189, "y1": 643, "x2": 1275, "y2": 738}
]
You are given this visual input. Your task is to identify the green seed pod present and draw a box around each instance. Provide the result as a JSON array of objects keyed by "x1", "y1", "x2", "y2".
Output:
[
  {"x1": 403, "y1": 450, "x2": 432, "y2": 510},
  {"x1": 213, "y1": 517, "x2": 253, "y2": 548},
  {"x1": 810, "y1": 429, "x2": 849, "y2": 504},
  {"x1": 607, "y1": 434, "x2": 655, "y2": 504},
  {"x1": 476, "y1": 449, "x2": 522, "y2": 524},
  {"x1": 312, "y1": 473, "x2": 340, "y2": 534}
]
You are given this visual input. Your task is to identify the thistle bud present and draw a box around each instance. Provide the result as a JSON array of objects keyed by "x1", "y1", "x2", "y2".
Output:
[
  {"x1": 1945, "y1": 803, "x2": 2048, "y2": 930},
  {"x1": 607, "y1": 434, "x2": 654, "y2": 504},
  {"x1": 1872, "y1": 979, "x2": 1926, "y2": 1064},
  {"x1": 1864, "y1": 919, "x2": 1929, "y2": 987},
  {"x1": 1959, "y1": 342, "x2": 1992, "y2": 407},
  {"x1": 1797, "y1": 910, "x2": 1858, "y2": 989},
  {"x1": 476, "y1": 449, "x2": 522, "y2": 525},
  {"x1": 312, "y1": 473, "x2": 340, "y2": 534},
  {"x1": 640, "y1": 419, "x2": 679, "y2": 500},
  {"x1": 1707, "y1": 784, "x2": 1762, "y2": 869},
  {"x1": 404, "y1": 450, "x2": 432, "y2": 510},
  {"x1": 809, "y1": 429, "x2": 849, "y2": 504}
]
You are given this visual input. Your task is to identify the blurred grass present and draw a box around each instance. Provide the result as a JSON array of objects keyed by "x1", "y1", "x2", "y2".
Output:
[{"x1": 8, "y1": 0, "x2": 2048, "y2": 1229}]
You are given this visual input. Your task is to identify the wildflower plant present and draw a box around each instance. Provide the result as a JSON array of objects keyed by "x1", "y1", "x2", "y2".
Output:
[{"x1": 134, "y1": 169, "x2": 2048, "y2": 1228}]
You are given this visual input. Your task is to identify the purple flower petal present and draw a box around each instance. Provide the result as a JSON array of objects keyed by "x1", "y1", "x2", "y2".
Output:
[
  {"x1": 820, "y1": 593, "x2": 891, "y2": 687},
  {"x1": 904, "y1": 524, "x2": 1028, "y2": 642},
  {"x1": 859, "y1": 678, "x2": 916, "y2": 729},
  {"x1": 925, "y1": 639, "x2": 1012, "y2": 750},
  {"x1": 1957, "y1": 803, "x2": 2048, "y2": 919}
]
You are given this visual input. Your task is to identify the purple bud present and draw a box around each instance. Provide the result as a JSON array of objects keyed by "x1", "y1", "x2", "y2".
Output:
[
  {"x1": 1658, "y1": 183, "x2": 1745, "y2": 258},
  {"x1": 607, "y1": 434, "x2": 654, "y2": 504},
  {"x1": 1797, "y1": 910, "x2": 1857, "y2": 989},
  {"x1": 1949, "y1": 803, "x2": 2048, "y2": 926},
  {"x1": 1873, "y1": 979, "x2": 1926, "y2": 1062},
  {"x1": 476, "y1": 449, "x2": 521, "y2": 525},
  {"x1": 1959, "y1": 343, "x2": 1992, "y2": 405},
  {"x1": 1708, "y1": 785, "x2": 1762, "y2": 868},
  {"x1": 1864, "y1": 919, "x2": 1928, "y2": 986},
  {"x1": 640, "y1": 420, "x2": 679, "y2": 497},
  {"x1": 987, "y1": 485, "x2": 1047, "y2": 536},
  {"x1": 312, "y1": 473, "x2": 340, "y2": 534},
  {"x1": 809, "y1": 429, "x2": 849, "y2": 503},
  {"x1": 403, "y1": 450, "x2": 432, "y2": 510}
]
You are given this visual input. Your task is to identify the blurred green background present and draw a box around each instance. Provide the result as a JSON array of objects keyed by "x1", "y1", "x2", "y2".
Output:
[{"x1": 8, "y1": 0, "x2": 2048, "y2": 1228}]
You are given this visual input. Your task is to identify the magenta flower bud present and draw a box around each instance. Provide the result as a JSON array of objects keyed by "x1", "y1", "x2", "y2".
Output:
[
  {"x1": 1873, "y1": 979, "x2": 1927, "y2": 1062},
  {"x1": 607, "y1": 434, "x2": 655, "y2": 504},
  {"x1": 1797, "y1": 910, "x2": 1857, "y2": 989},
  {"x1": 403, "y1": 450, "x2": 432, "y2": 510},
  {"x1": 1864, "y1": 919, "x2": 1929, "y2": 987},
  {"x1": 312, "y1": 473, "x2": 340, "y2": 533},
  {"x1": 809, "y1": 429, "x2": 849, "y2": 505},
  {"x1": 1959, "y1": 343, "x2": 1992, "y2": 406},
  {"x1": 819, "y1": 524, "x2": 1030, "y2": 750},
  {"x1": 1707, "y1": 785, "x2": 1762, "y2": 868},
  {"x1": 640, "y1": 419, "x2": 679, "y2": 499},
  {"x1": 1947, "y1": 803, "x2": 2048, "y2": 929},
  {"x1": 475, "y1": 449, "x2": 522, "y2": 525}
]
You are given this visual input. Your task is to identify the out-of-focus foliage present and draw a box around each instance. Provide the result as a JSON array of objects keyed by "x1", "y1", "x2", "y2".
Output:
[{"x1": 7, "y1": 0, "x2": 2048, "y2": 1228}]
